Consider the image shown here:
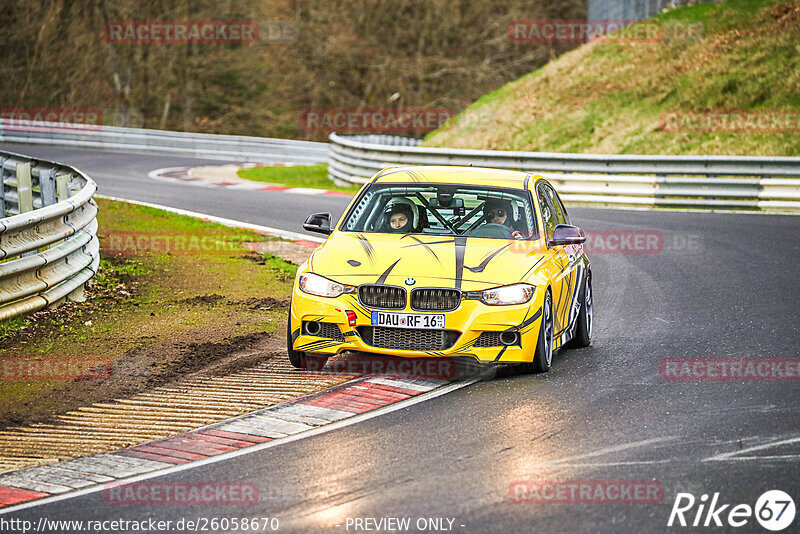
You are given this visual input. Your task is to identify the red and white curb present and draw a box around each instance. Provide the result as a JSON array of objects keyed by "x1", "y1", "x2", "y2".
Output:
[
  {"x1": 148, "y1": 165, "x2": 353, "y2": 197},
  {"x1": 0, "y1": 375, "x2": 474, "y2": 511}
]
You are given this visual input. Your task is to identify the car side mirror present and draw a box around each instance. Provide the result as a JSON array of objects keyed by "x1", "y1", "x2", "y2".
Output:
[
  {"x1": 303, "y1": 212, "x2": 332, "y2": 235},
  {"x1": 550, "y1": 224, "x2": 586, "y2": 247}
]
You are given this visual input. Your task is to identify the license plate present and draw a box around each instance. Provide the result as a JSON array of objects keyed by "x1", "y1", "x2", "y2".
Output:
[{"x1": 370, "y1": 311, "x2": 445, "y2": 329}]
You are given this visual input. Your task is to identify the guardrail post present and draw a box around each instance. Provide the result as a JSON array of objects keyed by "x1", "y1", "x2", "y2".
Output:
[
  {"x1": 16, "y1": 162, "x2": 33, "y2": 213},
  {"x1": 56, "y1": 173, "x2": 70, "y2": 201},
  {"x1": 39, "y1": 168, "x2": 57, "y2": 206}
]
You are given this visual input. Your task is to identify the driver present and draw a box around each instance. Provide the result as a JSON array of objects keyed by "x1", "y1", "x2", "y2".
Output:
[
  {"x1": 484, "y1": 199, "x2": 524, "y2": 239},
  {"x1": 380, "y1": 198, "x2": 418, "y2": 234}
]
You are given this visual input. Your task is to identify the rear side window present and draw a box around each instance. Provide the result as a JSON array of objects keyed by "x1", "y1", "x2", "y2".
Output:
[
  {"x1": 537, "y1": 187, "x2": 558, "y2": 242},
  {"x1": 542, "y1": 183, "x2": 568, "y2": 225}
]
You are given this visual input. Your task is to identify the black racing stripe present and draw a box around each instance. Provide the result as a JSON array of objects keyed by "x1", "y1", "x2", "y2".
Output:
[
  {"x1": 401, "y1": 238, "x2": 456, "y2": 247},
  {"x1": 559, "y1": 273, "x2": 575, "y2": 329},
  {"x1": 401, "y1": 235, "x2": 442, "y2": 264},
  {"x1": 348, "y1": 295, "x2": 372, "y2": 317},
  {"x1": 492, "y1": 345, "x2": 509, "y2": 362},
  {"x1": 376, "y1": 168, "x2": 409, "y2": 180},
  {"x1": 297, "y1": 340, "x2": 332, "y2": 350},
  {"x1": 376, "y1": 258, "x2": 401, "y2": 285},
  {"x1": 466, "y1": 244, "x2": 510, "y2": 273},
  {"x1": 408, "y1": 169, "x2": 427, "y2": 182},
  {"x1": 521, "y1": 256, "x2": 545, "y2": 279},
  {"x1": 302, "y1": 341, "x2": 344, "y2": 352},
  {"x1": 453, "y1": 236, "x2": 467, "y2": 291},
  {"x1": 453, "y1": 338, "x2": 477, "y2": 352},
  {"x1": 503, "y1": 306, "x2": 542, "y2": 333},
  {"x1": 354, "y1": 233, "x2": 376, "y2": 266}
]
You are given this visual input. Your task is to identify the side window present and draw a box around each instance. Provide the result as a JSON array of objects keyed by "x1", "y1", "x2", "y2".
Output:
[
  {"x1": 543, "y1": 184, "x2": 568, "y2": 225},
  {"x1": 537, "y1": 187, "x2": 557, "y2": 242}
]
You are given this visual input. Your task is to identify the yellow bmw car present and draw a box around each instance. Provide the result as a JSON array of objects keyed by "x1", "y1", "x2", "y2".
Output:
[{"x1": 288, "y1": 166, "x2": 592, "y2": 374}]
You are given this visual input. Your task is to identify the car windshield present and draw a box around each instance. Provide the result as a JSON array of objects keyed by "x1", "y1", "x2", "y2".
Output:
[{"x1": 340, "y1": 183, "x2": 539, "y2": 240}]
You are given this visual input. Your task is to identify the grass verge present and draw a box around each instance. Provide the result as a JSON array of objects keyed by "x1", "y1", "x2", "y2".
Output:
[
  {"x1": 237, "y1": 163, "x2": 360, "y2": 194},
  {"x1": 0, "y1": 198, "x2": 295, "y2": 428},
  {"x1": 424, "y1": 0, "x2": 800, "y2": 156}
]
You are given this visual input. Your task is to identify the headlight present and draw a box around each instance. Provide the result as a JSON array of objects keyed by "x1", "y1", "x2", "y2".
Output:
[
  {"x1": 298, "y1": 273, "x2": 354, "y2": 298},
  {"x1": 479, "y1": 283, "x2": 534, "y2": 305}
]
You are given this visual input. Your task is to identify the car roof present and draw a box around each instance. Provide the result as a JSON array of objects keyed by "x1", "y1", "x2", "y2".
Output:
[{"x1": 372, "y1": 166, "x2": 533, "y2": 189}]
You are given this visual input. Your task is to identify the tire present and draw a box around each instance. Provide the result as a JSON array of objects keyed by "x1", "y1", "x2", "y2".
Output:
[
  {"x1": 566, "y1": 273, "x2": 592, "y2": 349},
  {"x1": 519, "y1": 289, "x2": 553, "y2": 374},
  {"x1": 286, "y1": 310, "x2": 330, "y2": 370},
  {"x1": 286, "y1": 313, "x2": 306, "y2": 369}
]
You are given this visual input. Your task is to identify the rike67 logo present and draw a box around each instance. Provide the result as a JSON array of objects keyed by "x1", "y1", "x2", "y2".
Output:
[{"x1": 668, "y1": 490, "x2": 796, "y2": 531}]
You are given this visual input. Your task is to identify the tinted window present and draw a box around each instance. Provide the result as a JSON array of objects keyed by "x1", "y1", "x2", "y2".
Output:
[
  {"x1": 537, "y1": 188, "x2": 558, "y2": 242},
  {"x1": 542, "y1": 183, "x2": 568, "y2": 225}
]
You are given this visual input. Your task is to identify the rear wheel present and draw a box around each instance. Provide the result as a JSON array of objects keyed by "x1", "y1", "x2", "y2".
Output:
[
  {"x1": 519, "y1": 290, "x2": 553, "y2": 374},
  {"x1": 566, "y1": 273, "x2": 592, "y2": 349}
]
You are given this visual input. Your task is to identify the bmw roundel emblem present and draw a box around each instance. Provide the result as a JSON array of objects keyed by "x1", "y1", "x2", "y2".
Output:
[{"x1": 405, "y1": 278, "x2": 416, "y2": 286}]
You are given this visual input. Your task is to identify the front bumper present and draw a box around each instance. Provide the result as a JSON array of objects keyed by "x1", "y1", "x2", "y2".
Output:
[{"x1": 289, "y1": 287, "x2": 546, "y2": 364}]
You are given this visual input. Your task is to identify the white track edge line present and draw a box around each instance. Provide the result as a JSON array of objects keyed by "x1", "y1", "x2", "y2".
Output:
[
  {"x1": 94, "y1": 194, "x2": 325, "y2": 243},
  {"x1": 0, "y1": 376, "x2": 482, "y2": 515}
]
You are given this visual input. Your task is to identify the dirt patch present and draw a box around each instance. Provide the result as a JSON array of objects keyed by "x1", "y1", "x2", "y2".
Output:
[
  {"x1": 244, "y1": 240, "x2": 315, "y2": 266},
  {"x1": 182, "y1": 294, "x2": 226, "y2": 305},
  {"x1": 240, "y1": 297, "x2": 289, "y2": 310},
  {"x1": 0, "y1": 329, "x2": 281, "y2": 431},
  {"x1": 1, "y1": 199, "x2": 297, "y2": 433}
]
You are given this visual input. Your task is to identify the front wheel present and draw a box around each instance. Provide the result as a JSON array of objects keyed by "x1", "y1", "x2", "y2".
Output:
[
  {"x1": 286, "y1": 314, "x2": 329, "y2": 370},
  {"x1": 286, "y1": 315, "x2": 306, "y2": 368},
  {"x1": 519, "y1": 290, "x2": 553, "y2": 374}
]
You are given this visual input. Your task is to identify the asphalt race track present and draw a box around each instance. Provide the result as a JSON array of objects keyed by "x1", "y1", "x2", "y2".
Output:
[{"x1": 2, "y1": 143, "x2": 799, "y2": 532}]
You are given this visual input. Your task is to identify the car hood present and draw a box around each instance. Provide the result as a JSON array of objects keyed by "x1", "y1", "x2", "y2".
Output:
[{"x1": 306, "y1": 232, "x2": 547, "y2": 291}]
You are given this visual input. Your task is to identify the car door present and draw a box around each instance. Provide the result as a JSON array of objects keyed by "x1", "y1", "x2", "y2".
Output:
[
  {"x1": 536, "y1": 184, "x2": 570, "y2": 335},
  {"x1": 541, "y1": 182, "x2": 581, "y2": 335}
]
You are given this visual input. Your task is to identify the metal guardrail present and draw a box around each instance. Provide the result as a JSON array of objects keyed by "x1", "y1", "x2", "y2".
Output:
[
  {"x1": 0, "y1": 119, "x2": 329, "y2": 165},
  {"x1": 0, "y1": 151, "x2": 100, "y2": 321},
  {"x1": 587, "y1": 0, "x2": 701, "y2": 21},
  {"x1": 328, "y1": 134, "x2": 800, "y2": 212}
]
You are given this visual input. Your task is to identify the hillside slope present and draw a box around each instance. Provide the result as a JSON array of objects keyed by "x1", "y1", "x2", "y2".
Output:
[
  {"x1": 0, "y1": 0, "x2": 582, "y2": 141},
  {"x1": 424, "y1": 0, "x2": 800, "y2": 156}
]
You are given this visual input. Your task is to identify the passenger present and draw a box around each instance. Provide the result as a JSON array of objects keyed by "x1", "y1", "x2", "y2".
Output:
[{"x1": 484, "y1": 198, "x2": 524, "y2": 239}]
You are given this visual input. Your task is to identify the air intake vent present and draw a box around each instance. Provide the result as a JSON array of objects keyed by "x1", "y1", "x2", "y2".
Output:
[
  {"x1": 356, "y1": 326, "x2": 460, "y2": 351},
  {"x1": 358, "y1": 285, "x2": 406, "y2": 309},
  {"x1": 474, "y1": 331, "x2": 502, "y2": 347}
]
